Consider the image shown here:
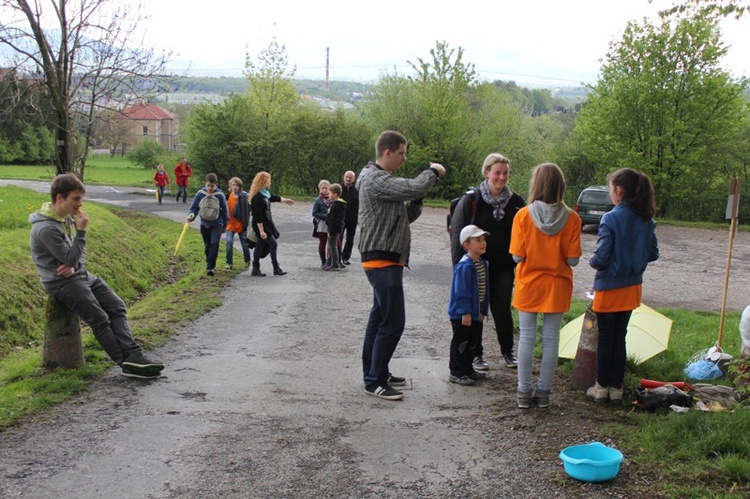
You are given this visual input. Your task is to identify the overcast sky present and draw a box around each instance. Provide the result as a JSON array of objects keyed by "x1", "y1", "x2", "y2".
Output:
[{"x1": 143, "y1": 1, "x2": 748, "y2": 86}]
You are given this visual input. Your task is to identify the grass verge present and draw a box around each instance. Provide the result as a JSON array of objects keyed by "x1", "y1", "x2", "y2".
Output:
[{"x1": 0, "y1": 186, "x2": 242, "y2": 428}]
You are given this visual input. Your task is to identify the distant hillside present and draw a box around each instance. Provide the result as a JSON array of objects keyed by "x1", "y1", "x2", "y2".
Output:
[
  {"x1": 166, "y1": 76, "x2": 372, "y2": 102},
  {"x1": 164, "y1": 76, "x2": 588, "y2": 105}
]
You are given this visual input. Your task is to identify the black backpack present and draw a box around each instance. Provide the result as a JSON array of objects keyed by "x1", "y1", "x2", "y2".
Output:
[{"x1": 446, "y1": 188, "x2": 479, "y2": 234}]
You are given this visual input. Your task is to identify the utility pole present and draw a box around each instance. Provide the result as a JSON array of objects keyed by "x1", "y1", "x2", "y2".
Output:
[{"x1": 325, "y1": 47, "x2": 330, "y2": 95}]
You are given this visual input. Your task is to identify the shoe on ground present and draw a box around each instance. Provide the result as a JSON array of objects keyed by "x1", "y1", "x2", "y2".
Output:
[
  {"x1": 472, "y1": 356, "x2": 489, "y2": 371},
  {"x1": 121, "y1": 352, "x2": 164, "y2": 377},
  {"x1": 608, "y1": 386, "x2": 623, "y2": 403},
  {"x1": 121, "y1": 366, "x2": 161, "y2": 379},
  {"x1": 225, "y1": 264, "x2": 233, "y2": 270},
  {"x1": 467, "y1": 370, "x2": 487, "y2": 380},
  {"x1": 586, "y1": 382, "x2": 609, "y2": 403},
  {"x1": 449, "y1": 374, "x2": 475, "y2": 386},
  {"x1": 342, "y1": 260, "x2": 350, "y2": 265},
  {"x1": 365, "y1": 384, "x2": 404, "y2": 400},
  {"x1": 517, "y1": 390, "x2": 532, "y2": 409},
  {"x1": 533, "y1": 389, "x2": 551, "y2": 408},
  {"x1": 206, "y1": 269, "x2": 215, "y2": 276},
  {"x1": 503, "y1": 353, "x2": 518, "y2": 368},
  {"x1": 388, "y1": 375, "x2": 407, "y2": 387}
]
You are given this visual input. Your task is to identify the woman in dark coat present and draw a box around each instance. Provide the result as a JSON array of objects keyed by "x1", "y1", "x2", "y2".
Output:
[
  {"x1": 248, "y1": 171, "x2": 295, "y2": 276},
  {"x1": 450, "y1": 153, "x2": 526, "y2": 370}
]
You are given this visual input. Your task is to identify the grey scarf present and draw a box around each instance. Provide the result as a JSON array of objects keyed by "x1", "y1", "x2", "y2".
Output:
[{"x1": 479, "y1": 180, "x2": 512, "y2": 221}]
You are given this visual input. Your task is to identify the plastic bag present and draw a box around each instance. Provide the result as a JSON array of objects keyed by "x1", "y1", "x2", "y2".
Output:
[{"x1": 684, "y1": 359, "x2": 723, "y2": 380}]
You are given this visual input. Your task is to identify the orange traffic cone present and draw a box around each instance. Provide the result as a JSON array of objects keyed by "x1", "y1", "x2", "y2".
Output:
[{"x1": 571, "y1": 303, "x2": 598, "y2": 391}]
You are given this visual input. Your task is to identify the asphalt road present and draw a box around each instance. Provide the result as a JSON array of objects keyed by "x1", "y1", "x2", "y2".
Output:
[{"x1": 2, "y1": 179, "x2": 748, "y2": 497}]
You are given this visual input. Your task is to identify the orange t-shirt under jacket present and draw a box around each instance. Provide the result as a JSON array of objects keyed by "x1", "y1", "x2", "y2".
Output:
[{"x1": 509, "y1": 207, "x2": 582, "y2": 313}]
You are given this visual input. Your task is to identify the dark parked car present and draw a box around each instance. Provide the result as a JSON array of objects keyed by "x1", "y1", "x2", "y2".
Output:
[{"x1": 574, "y1": 186, "x2": 614, "y2": 227}]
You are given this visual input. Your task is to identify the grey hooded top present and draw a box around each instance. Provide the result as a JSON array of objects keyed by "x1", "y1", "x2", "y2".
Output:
[{"x1": 513, "y1": 201, "x2": 580, "y2": 267}]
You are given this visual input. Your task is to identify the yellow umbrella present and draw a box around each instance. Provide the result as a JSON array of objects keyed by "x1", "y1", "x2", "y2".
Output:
[
  {"x1": 154, "y1": 189, "x2": 159, "y2": 202},
  {"x1": 174, "y1": 222, "x2": 190, "y2": 255},
  {"x1": 559, "y1": 303, "x2": 673, "y2": 364}
]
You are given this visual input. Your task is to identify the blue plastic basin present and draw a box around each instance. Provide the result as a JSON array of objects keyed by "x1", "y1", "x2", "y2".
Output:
[{"x1": 559, "y1": 442, "x2": 624, "y2": 482}]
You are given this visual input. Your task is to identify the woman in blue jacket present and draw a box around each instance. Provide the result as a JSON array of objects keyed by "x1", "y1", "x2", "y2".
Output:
[{"x1": 588, "y1": 168, "x2": 659, "y2": 403}]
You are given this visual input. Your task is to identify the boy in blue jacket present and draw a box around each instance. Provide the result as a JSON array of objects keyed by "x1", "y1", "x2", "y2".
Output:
[
  {"x1": 448, "y1": 225, "x2": 490, "y2": 386},
  {"x1": 186, "y1": 173, "x2": 228, "y2": 276}
]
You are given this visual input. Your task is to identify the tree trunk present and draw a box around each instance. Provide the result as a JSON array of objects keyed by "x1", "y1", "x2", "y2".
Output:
[
  {"x1": 55, "y1": 118, "x2": 73, "y2": 175},
  {"x1": 42, "y1": 295, "x2": 84, "y2": 370}
]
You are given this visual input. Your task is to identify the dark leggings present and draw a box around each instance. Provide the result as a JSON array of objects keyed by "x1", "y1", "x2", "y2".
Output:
[{"x1": 595, "y1": 310, "x2": 633, "y2": 388}]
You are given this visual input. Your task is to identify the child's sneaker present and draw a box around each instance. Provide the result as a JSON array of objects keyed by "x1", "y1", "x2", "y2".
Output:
[
  {"x1": 608, "y1": 386, "x2": 623, "y2": 403},
  {"x1": 467, "y1": 371, "x2": 486, "y2": 380},
  {"x1": 449, "y1": 374, "x2": 475, "y2": 386},
  {"x1": 586, "y1": 382, "x2": 609, "y2": 403},
  {"x1": 472, "y1": 356, "x2": 489, "y2": 371},
  {"x1": 533, "y1": 389, "x2": 551, "y2": 408},
  {"x1": 517, "y1": 390, "x2": 532, "y2": 409}
]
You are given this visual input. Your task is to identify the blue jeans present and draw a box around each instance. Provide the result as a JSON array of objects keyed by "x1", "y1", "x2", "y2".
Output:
[
  {"x1": 225, "y1": 229, "x2": 251, "y2": 265},
  {"x1": 595, "y1": 310, "x2": 632, "y2": 388},
  {"x1": 156, "y1": 185, "x2": 165, "y2": 204},
  {"x1": 46, "y1": 272, "x2": 141, "y2": 364},
  {"x1": 201, "y1": 224, "x2": 223, "y2": 271},
  {"x1": 517, "y1": 311, "x2": 562, "y2": 393},
  {"x1": 176, "y1": 185, "x2": 188, "y2": 202},
  {"x1": 362, "y1": 265, "x2": 405, "y2": 388}
]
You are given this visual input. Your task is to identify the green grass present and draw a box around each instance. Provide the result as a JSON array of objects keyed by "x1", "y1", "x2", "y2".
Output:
[
  {"x1": 1, "y1": 155, "x2": 157, "y2": 188},
  {"x1": 555, "y1": 301, "x2": 749, "y2": 496},
  {"x1": 0, "y1": 185, "x2": 243, "y2": 428}
]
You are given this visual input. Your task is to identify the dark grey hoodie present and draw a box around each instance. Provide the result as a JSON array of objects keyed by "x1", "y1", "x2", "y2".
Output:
[{"x1": 29, "y1": 202, "x2": 87, "y2": 289}]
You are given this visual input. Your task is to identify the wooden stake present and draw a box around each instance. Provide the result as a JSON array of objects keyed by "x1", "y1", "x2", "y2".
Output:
[{"x1": 718, "y1": 177, "x2": 741, "y2": 348}]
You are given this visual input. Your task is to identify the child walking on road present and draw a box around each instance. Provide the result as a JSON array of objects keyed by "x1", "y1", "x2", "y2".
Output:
[
  {"x1": 153, "y1": 164, "x2": 170, "y2": 205},
  {"x1": 225, "y1": 177, "x2": 251, "y2": 269},
  {"x1": 186, "y1": 173, "x2": 228, "y2": 276},
  {"x1": 510, "y1": 163, "x2": 581, "y2": 409},
  {"x1": 324, "y1": 183, "x2": 346, "y2": 271},
  {"x1": 448, "y1": 225, "x2": 491, "y2": 386},
  {"x1": 587, "y1": 168, "x2": 658, "y2": 404}
]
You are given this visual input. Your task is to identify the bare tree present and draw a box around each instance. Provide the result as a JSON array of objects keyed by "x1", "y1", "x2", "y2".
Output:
[{"x1": 0, "y1": 0, "x2": 172, "y2": 177}]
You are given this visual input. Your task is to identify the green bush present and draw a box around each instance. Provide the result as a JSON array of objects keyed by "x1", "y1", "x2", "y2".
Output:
[{"x1": 126, "y1": 140, "x2": 166, "y2": 169}]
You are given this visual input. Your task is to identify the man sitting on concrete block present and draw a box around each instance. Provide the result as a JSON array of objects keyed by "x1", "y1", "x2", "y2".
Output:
[{"x1": 29, "y1": 173, "x2": 165, "y2": 379}]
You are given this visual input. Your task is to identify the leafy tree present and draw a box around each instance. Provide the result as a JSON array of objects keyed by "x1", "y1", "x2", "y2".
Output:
[
  {"x1": 364, "y1": 42, "x2": 479, "y2": 197},
  {"x1": 0, "y1": 68, "x2": 55, "y2": 163},
  {"x1": 573, "y1": 12, "x2": 749, "y2": 216},
  {"x1": 0, "y1": 0, "x2": 171, "y2": 177},
  {"x1": 126, "y1": 140, "x2": 166, "y2": 170}
]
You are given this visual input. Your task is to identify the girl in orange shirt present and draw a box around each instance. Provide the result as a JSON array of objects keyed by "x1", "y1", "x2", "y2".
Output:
[
  {"x1": 225, "y1": 177, "x2": 251, "y2": 269},
  {"x1": 510, "y1": 163, "x2": 582, "y2": 409}
]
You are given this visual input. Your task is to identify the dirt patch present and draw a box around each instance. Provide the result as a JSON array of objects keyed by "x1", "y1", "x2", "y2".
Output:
[{"x1": 0, "y1": 196, "x2": 747, "y2": 497}]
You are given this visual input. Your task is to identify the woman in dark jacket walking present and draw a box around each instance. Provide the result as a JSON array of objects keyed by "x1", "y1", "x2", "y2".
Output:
[
  {"x1": 248, "y1": 171, "x2": 295, "y2": 276},
  {"x1": 450, "y1": 153, "x2": 526, "y2": 370}
]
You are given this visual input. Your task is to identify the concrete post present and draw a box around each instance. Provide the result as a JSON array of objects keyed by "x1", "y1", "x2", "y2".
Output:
[
  {"x1": 570, "y1": 302, "x2": 598, "y2": 391},
  {"x1": 42, "y1": 295, "x2": 84, "y2": 370}
]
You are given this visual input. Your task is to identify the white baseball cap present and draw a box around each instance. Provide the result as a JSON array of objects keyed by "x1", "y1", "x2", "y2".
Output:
[{"x1": 460, "y1": 224, "x2": 490, "y2": 245}]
